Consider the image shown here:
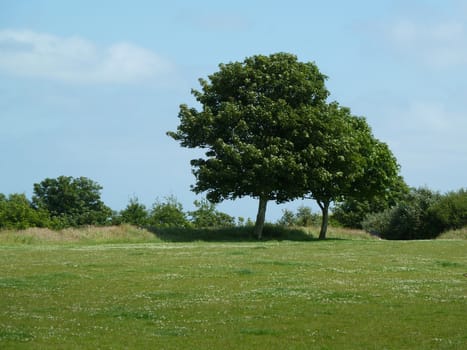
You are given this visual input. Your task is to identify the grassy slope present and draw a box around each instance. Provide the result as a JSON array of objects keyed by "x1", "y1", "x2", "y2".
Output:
[{"x1": 0, "y1": 227, "x2": 466, "y2": 349}]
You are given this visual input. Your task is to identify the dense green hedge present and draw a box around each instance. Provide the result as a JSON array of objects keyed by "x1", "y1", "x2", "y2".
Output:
[
  {"x1": 2, "y1": 177, "x2": 465, "y2": 240},
  {"x1": 362, "y1": 188, "x2": 466, "y2": 240},
  {"x1": 1, "y1": 177, "x2": 237, "y2": 230}
]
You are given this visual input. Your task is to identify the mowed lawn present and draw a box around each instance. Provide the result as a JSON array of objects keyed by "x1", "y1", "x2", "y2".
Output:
[{"x1": 1, "y1": 235, "x2": 466, "y2": 349}]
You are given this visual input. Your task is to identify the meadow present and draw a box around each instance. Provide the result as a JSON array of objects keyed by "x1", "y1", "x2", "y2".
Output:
[{"x1": 1, "y1": 226, "x2": 466, "y2": 349}]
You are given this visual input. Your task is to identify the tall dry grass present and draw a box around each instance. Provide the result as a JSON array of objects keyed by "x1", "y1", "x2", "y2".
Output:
[
  {"x1": 0, "y1": 225, "x2": 159, "y2": 244},
  {"x1": 437, "y1": 226, "x2": 467, "y2": 240}
]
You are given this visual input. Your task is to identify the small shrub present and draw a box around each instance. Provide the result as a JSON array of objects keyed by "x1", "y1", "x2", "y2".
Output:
[
  {"x1": 147, "y1": 195, "x2": 190, "y2": 228},
  {"x1": 119, "y1": 197, "x2": 149, "y2": 226},
  {"x1": 189, "y1": 198, "x2": 235, "y2": 228},
  {"x1": 277, "y1": 206, "x2": 319, "y2": 227}
]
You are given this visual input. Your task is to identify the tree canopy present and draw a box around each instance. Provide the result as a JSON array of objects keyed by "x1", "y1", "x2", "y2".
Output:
[
  {"x1": 293, "y1": 102, "x2": 401, "y2": 238},
  {"x1": 168, "y1": 52, "x2": 329, "y2": 238},
  {"x1": 32, "y1": 176, "x2": 112, "y2": 228}
]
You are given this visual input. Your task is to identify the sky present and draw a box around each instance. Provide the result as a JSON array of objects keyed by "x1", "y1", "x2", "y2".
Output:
[{"x1": 1, "y1": 0, "x2": 466, "y2": 222}]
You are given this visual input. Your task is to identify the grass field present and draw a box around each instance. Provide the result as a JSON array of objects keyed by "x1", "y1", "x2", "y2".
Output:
[{"x1": 1, "y1": 226, "x2": 466, "y2": 349}]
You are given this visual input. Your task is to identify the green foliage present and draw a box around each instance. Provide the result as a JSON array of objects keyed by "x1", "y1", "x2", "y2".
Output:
[
  {"x1": 263, "y1": 101, "x2": 401, "y2": 239},
  {"x1": 119, "y1": 197, "x2": 148, "y2": 226},
  {"x1": 147, "y1": 195, "x2": 190, "y2": 228},
  {"x1": 429, "y1": 188, "x2": 467, "y2": 232},
  {"x1": 189, "y1": 198, "x2": 235, "y2": 228},
  {"x1": 32, "y1": 176, "x2": 112, "y2": 228},
  {"x1": 333, "y1": 176, "x2": 409, "y2": 228},
  {"x1": 362, "y1": 188, "x2": 442, "y2": 239},
  {"x1": 168, "y1": 52, "x2": 329, "y2": 238},
  {"x1": 362, "y1": 187, "x2": 467, "y2": 240},
  {"x1": 277, "y1": 209, "x2": 295, "y2": 226},
  {"x1": 0, "y1": 193, "x2": 50, "y2": 230},
  {"x1": 277, "y1": 205, "x2": 319, "y2": 227}
]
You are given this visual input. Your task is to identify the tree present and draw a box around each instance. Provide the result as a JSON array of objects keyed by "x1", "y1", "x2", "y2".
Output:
[
  {"x1": 0, "y1": 193, "x2": 50, "y2": 230},
  {"x1": 296, "y1": 103, "x2": 401, "y2": 239},
  {"x1": 119, "y1": 197, "x2": 148, "y2": 226},
  {"x1": 428, "y1": 188, "x2": 467, "y2": 232},
  {"x1": 277, "y1": 209, "x2": 296, "y2": 227},
  {"x1": 277, "y1": 205, "x2": 318, "y2": 227},
  {"x1": 147, "y1": 195, "x2": 190, "y2": 228},
  {"x1": 32, "y1": 176, "x2": 112, "y2": 227},
  {"x1": 168, "y1": 53, "x2": 329, "y2": 239},
  {"x1": 189, "y1": 198, "x2": 235, "y2": 228}
]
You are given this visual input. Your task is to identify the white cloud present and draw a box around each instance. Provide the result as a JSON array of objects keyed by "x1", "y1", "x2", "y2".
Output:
[
  {"x1": 0, "y1": 29, "x2": 174, "y2": 84},
  {"x1": 386, "y1": 18, "x2": 467, "y2": 68}
]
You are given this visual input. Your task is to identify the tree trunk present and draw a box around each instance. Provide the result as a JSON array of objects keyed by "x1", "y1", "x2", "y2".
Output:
[
  {"x1": 317, "y1": 200, "x2": 330, "y2": 240},
  {"x1": 254, "y1": 197, "x2": 268, "y2": 240}
]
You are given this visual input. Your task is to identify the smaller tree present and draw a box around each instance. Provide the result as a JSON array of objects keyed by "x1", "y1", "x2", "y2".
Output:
[
  {"x1": 277, "y1": 205, "x2": 318, "y2": 227},
  {"x1": 295, "y1": 205, "x2": 318, "y2": 227},
  {"x1": 147, "y1": 195, "x2": 190, "y2": 228},
  {"x1": 119, "y1": 197, "x2": 148, "y2": 226},
  {"x1": 297, "y1": 103, "x2": 401, "y2": 239},
  {"x1": 277, "y1": 209, "x2": 296, "y2": 227},
  {"x1": 0, "y1": 193, "x2": 50, "y2": 230},
  {"x1": 189, "y1": 198, "x2": 235, "y2": 228},
  {"x1": 429, "y1": 188, "x2": 467, "y2": 232},
  {"x1": 32, "y1": 176, "x2": 112, "y2": 228}
]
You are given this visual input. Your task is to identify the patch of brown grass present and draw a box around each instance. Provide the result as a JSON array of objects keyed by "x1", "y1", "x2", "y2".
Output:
[
  {"x1": 0, "y1": 225, "x2": 159, "y2": 244},
  {"x1": 437, "y1": 226, "x2": 467, "y2": 240}
]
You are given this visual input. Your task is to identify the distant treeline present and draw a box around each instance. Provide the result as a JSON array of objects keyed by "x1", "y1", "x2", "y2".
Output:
[
  {"x1": 0, "y1": 176, "x2": 240, "y2": 231},
  {"x1": 1, "y1": 176, "x2": 466, "y2": 240}
]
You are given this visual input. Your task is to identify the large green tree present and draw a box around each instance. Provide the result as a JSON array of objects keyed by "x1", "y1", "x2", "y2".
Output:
[
  {"x1": 168, "y1": 53, "x2": 329, "y2": 238},
  {"x1": 296, "y1": 103, "x2": 401, "y2": 239},
  {"x1": 32, "y1": 176, "x2": 112, "y2": 227}
]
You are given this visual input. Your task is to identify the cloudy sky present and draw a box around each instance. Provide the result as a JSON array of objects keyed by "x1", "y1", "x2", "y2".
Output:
[{"x1": 1, "y1": 0, "x2": 466, "y2": 221}]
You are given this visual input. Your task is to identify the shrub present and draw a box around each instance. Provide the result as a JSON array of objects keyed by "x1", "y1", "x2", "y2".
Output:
[
  {"x1": 333, "y1": 176, "x2": 409, "y2": 228},
  {"x1": 119, "y1": 197, "x2": 149, "y2": 226},
  {"x1": 429, "y1": 188, "x2": 467, "y2": 232},
  {"x1": 189, "y1": 198, "x2": 235, "y2": 228},
  {"x1": 0, "y1": 193, "x2": 50, "y2": 230},
  {"x1": 362, "y1": 188, "x2": 442, "y2": 240},
  {"x1": 277, "y1": 205, "x2": 320, "y2": 227},
  {"x1": 147, "y1": 195, "x2": 190, "y2": 228}
]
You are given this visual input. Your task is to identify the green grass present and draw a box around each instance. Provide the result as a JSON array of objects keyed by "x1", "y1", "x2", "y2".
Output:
[{"x1": 0, "y1": 227, "x2": 466, "y2": 349}]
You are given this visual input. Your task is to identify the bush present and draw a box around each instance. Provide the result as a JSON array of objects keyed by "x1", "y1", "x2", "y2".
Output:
[
  {"x1": 362, "y1": 188, "x2": 442, "y2": 240},
  {"x1": 119, "y1": 197, "x2": 149, "y2": 226},
  {"x1": 332, "y1": 176, "x2": 409, "y2": 229},
  {"x1": 189, "y1": 198, "x2": 235, "y2": 228},
  {"x1": 277, "y1": 205, "x2": 320, "y2": 227},
  {"x1": 0, "y1": 193, "x2": 50, "y2": 230},
  {"x1": 429, "y1": 188, "x2": 467, "y2": 232},
  {"x1": 147, "y1": 195, "x2": 190, "y2": 228}
]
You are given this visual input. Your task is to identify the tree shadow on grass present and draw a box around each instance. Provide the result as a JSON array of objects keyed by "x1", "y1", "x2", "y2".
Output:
[{"x1": 147, "y1": 224, "x2": 318, "y2": 242}]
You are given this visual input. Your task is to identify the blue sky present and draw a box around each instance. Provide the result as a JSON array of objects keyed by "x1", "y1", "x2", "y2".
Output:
[{"x1": 1, "y1": 0, "x2": 466, "y2": 221}]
